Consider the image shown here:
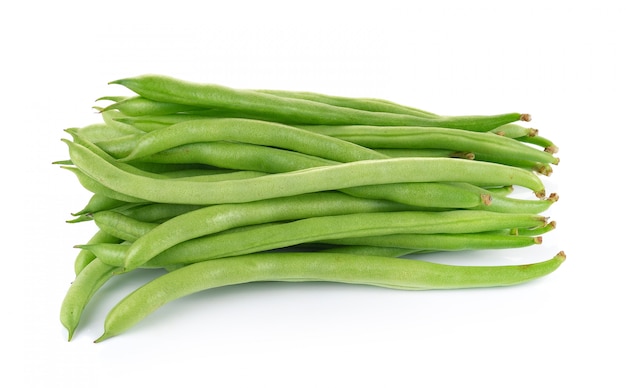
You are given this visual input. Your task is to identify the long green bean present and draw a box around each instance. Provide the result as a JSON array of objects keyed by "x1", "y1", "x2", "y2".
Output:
[
  {"x1": 110, "y1": 74, "x2": 526, "y2": 131},
  {"x1": 94, "y1": 251, "x2": 565, "y2": 342},
  {"x1": 64, "y1": 139, "x2": 546, "y2": 206}
]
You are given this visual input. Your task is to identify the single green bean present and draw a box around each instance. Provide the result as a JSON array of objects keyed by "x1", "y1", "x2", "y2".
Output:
[
  {"x1": 64, "y1": 140, "x2": 546, "y2": 205},
  {"x1": 102, "y1": 95, "x2": 209, "y2": 116},
  {"x1": 72, "y1": 194, "x2": 132, "y2": 216},
  {"x1": 100, "y1": 110, "x2": 145, "y2": 135},
  {"x1": 137, "y1": 141, "x2": 334, "y2": 173},
  {"x1": 110, "y1": 74, "x2": 526, "y2": 131},
  {"x1": 92, "y1": 211, "x2": 157, "y2": 242},
  {"x1": 322, "y1": 232, "x2": 541, "y2": 251},
  {"x1": 299, "y1": 125, "x2": 559, "y2": 166},
  {"x1": 60, "y1": 166, "x2": 147, "y2": 203},
  {"x1": 517, "y1": 135, "x2": 560, "y2": 154},
  {"x1": 319, "y1": 245, "x2": 420, "y2": 257},
  {"x1": 61, "y1": 258, "x2": 118, "y2": 340},
  {"x1": 73, "y1": 122, "x2": 143, "y2": 143},
  {"x1": 73, "y1": 230, "x2": 122, "y2": 275},
  {"x1": 119, "y1": 203, "x2": 204, "y2": 223},
  {"x1": 489, "y1": 123, "x2": 538, "y2": 138},
  {"x1": 254, "y1": 88, "x2": 439, "y2": 118},
  {"x1": 374, "y1": 148, "x2": 475, "y2": 159},
  {"x1": 94, "y1": 251, "x2": 565, "y2": 342},
  {"x1": 117, "y1": 118, "x2": 388, "y2": 163}
]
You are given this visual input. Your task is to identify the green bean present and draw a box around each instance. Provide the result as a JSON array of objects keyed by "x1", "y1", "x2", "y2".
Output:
[
  {"x1": 135, "y1": 141, "x2": 496, "y2": 209},
  {"x1": 119, "y1": 203, "x2": 204, "y2": 223},
  {"x1": 322, "y1": 232, "x2": 541, "y2": 251},
  {"x1": 101, "y1": 95, "x2": 209, "y2": 116},
  {"x1": 319, "y1": 245, "x2": 420, "y2": 257},
  {"x1": 73, "y1": 230, "x2": 122, "y2": 275},
  {"x1": 92, "y1": 211, "x2": 157, "y2": 242},
  {"x1": 137, "y1": 141, "x2": 334, "y2": 173},
  {"x1": 299, "y1": 125, "x2": 559, "y2": 167},
  {"x1": 96, "y1": 96, "x2": 128, "y2": 103},
  {"x1": 450, "y1": 183, "x2": 557, "y2": 214},
  {"x1": 254, "y1": 88, "x2": 439, "y2": 118},
  {"x1": 489, "y1": 123, "x2": 538, "y2": 138},
  {"x1": 64, "y1": 140, "x2": 546, "y2": 206},
  {"x1": 374, "y1": 148, "x2": 475, "y2": 159},
  {"x1": 61, "y1": 258, "x2": 118, "y2": 340},
  {"x1": 114, "y1": 113, "x2": 251, "y2": 132},
  {"x1": 469, "y1": 151, "x2": 557, "y2": 175},
  {"x1": 100, "y1": 110, "x2": 145, "y2": 135},
  {"x1": 485, "y1": 185, "x2": 514, "y2": 195},
  {"x1": 118, "y1": 118, "x2": 388, "y2": 163},
  {"x1": 512, "y1": 220, "x2": 557, "y2": 236},
  {"x1": 60, "y1": 166, "x2": 147, "y2": 203},
  {"x1": 168, "y1": 170, "x2": 268, "y2": 182},
  {"x1": 73, "y1": 122, "x2": 143, "y2": 143},
  {"x1": 65, "y1": 129, "x2": 173, "y2": 180},
  {"x1": 110, "y1": 74, "x2": 526, "y2": 131},
  {"x1": 94, "y1": 251, "x2": 565, "y2": 342},
  {"x1": 72, "y1": 194, "x2": 132, "y2": 216},
  {"x1": 517, "y1": 135, "x2": 559, "y2": 154}
]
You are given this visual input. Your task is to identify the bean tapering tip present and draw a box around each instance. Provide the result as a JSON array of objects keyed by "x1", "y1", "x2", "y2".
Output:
[
  {"x1": 520, "y1": 113, "x2": 532, "y2": 122},
  {"x1": 556, "y1": 251, "x2": 566, "y2": 262},
  {"x1": 94, "y1": 332, "x2": 111, "y2": 343},
  {"x1": 108, "y1": 78, "x2": 125, "y2": 86}
]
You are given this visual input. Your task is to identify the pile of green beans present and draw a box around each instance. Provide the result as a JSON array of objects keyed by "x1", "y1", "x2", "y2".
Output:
[{"x1": 57, "y1": 74, "x2": 565, "y2": 342}]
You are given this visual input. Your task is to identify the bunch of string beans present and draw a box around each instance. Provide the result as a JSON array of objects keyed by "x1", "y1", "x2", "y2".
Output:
[{"x1": 57, "y1": 74, "x2": 565, "y2": 342}]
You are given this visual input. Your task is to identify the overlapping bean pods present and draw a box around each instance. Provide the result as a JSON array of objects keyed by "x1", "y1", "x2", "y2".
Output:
[{"x1": 57, "y1": 75, "x2": 564, "y2": 342}]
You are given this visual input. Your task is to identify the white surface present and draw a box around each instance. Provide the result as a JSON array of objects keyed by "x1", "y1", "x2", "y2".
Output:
[{"x1": 3, "y1": 1, "x2": 624, "y2": 387}]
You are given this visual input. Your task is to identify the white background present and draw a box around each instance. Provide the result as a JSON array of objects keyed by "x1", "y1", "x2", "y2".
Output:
[{"x1": 3, "y1": 0, "x2": 624, "y2": 387}]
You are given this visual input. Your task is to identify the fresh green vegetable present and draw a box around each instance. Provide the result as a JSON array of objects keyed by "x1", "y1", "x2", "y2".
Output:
[{"x1": 57, "y1": 75, "x2": 564, "y2": 342}]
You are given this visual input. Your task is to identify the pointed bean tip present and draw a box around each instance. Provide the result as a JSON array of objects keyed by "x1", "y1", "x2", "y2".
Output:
[
  {"x1": 94, "y1": 333, "x2": 110, "y2": 343},
  {"x1": 556, "y1": 251, "x2": 566, "y2": 262}
]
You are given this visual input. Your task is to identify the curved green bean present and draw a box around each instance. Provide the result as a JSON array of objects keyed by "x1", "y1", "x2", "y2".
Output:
[
  {"x1": 254, "y1": 88, "x2": 439, "y2": 118},
  {"x1": 73, "y1": 230, "x2": 122, "y2": 275},
  {"x1": 133, "y1": 141, "x2": 499, "y2": 209},
  {"x1": 102, "y1": 95, "x2": 208, "y2": 116},
  {"x1": 489, "y1": 123, "x2": 538, "y2": 138},
  {"x1": 299, "y1": 125, "x2": 559, "y2": 166},
  {"x1": 118, "y1": 118, "x2": 387, "y2": 163},
  {"x1": 61, "y1": 258, "x2": 118, "y2": 340},
  {"x1": 322, "y1": 232, "x2": 541, "y2": 251},
  {"x1": 110, "y1": 74, "x2": 526, "y2": 131},
  {"x1": 95, "y1": 251, "x2": 565, "y2": 342},
  {"x1": 72, "y1": 194, "x2": 132, "y2": 216},
  {"x1": 64, "y1": 139, "x2": 546, "y2": 205},
  {"x1": 92, "y1": 211, "x2": 157, "y2": 242}
]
